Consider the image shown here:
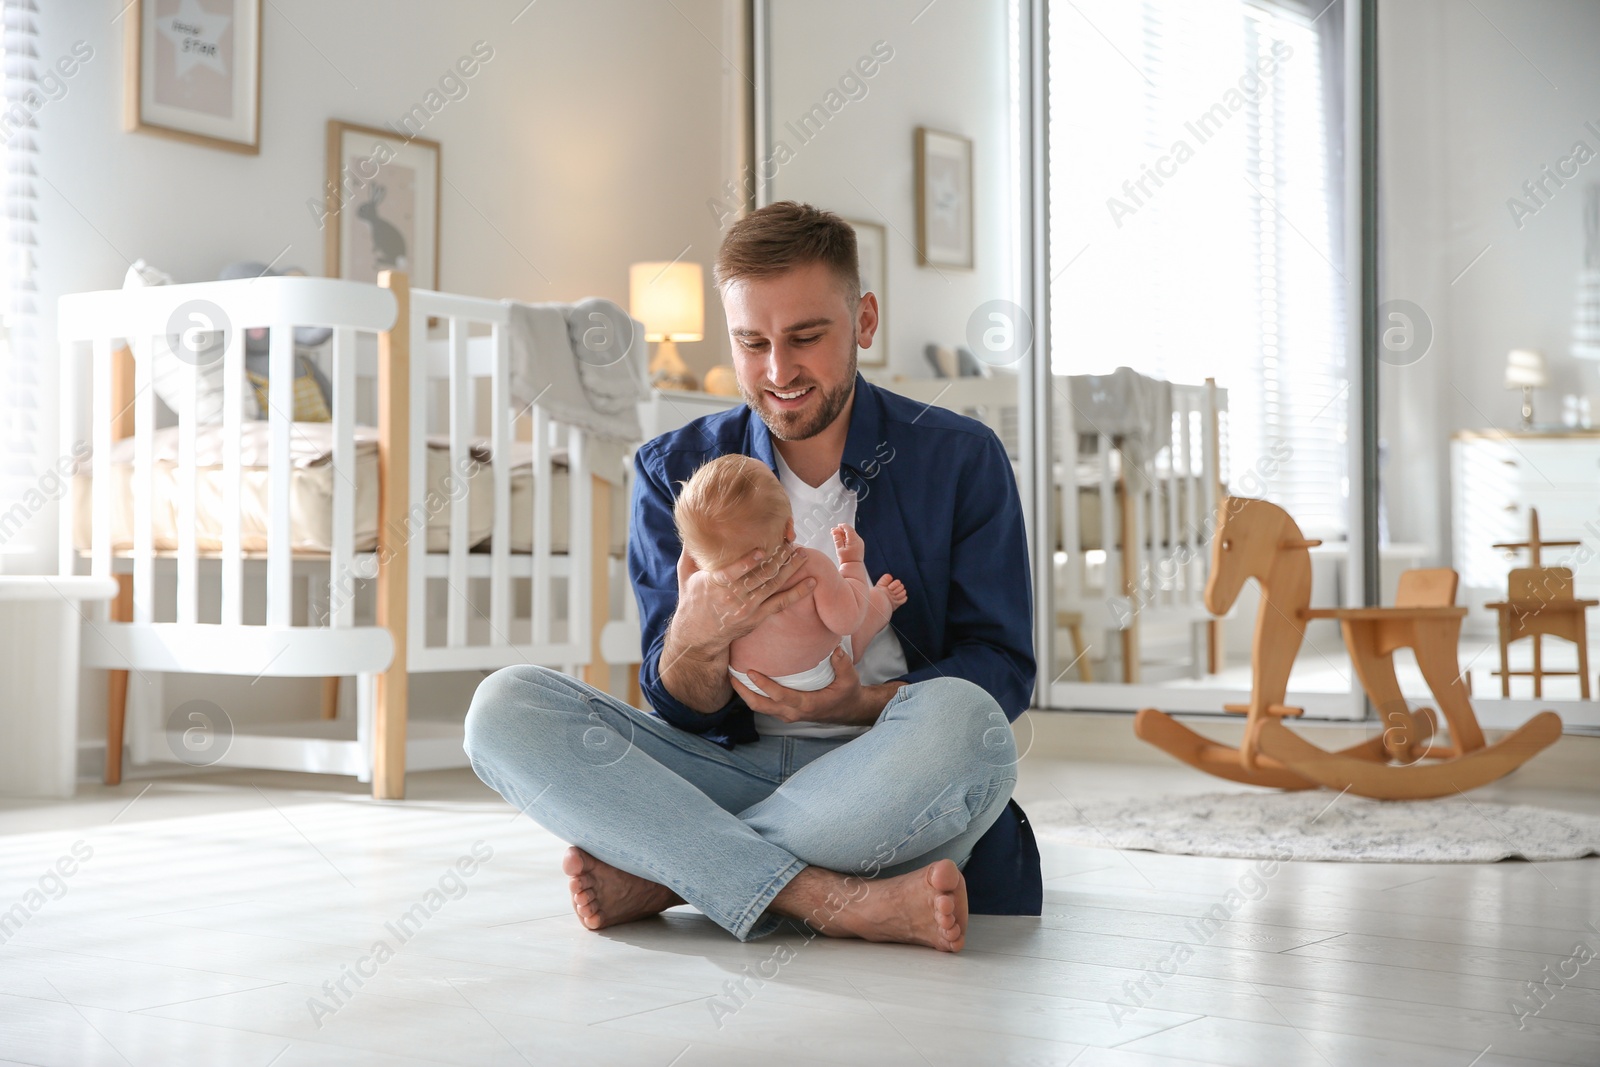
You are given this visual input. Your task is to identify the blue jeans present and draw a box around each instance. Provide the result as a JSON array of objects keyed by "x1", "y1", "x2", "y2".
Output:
[{"x1": 463, "y1": 667, "x2": 1018, "y2": 941}]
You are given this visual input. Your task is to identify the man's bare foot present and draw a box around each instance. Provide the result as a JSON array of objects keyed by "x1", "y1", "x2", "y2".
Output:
[
  {"x1": 561, "y1": 846, "x2": 683, "y2": 930},
  {"x1": 771, "y1": 860, "x2": 968, "y2": 952},
  {"x1": 876, "y1": 573, "x2": 908, "y2": 609}
]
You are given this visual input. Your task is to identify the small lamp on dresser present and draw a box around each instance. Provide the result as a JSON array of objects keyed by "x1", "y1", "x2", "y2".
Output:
[
  {"x1": 1504, "y1": 348, "x2": 1548, "y2": 430},
  {"x1": 629, "y1": 261, "x2": 703, "y2": 391}
]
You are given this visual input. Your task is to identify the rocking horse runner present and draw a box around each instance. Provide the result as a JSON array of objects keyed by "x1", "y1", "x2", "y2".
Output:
[{"x1": 1134, "y1": 497, "x2": 1563, "y2": 800}]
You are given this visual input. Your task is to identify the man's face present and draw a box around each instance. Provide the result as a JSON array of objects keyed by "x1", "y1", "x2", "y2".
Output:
[{"x1": 721, "y1": 261, "x2": 878, "y2": 441}]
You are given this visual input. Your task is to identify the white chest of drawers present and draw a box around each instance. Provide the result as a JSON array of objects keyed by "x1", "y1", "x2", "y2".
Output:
[
  {"x1": 1451, "y1": 431, "x2": 1600, "y2": 620},
  {"x1": 638, "y1": 388, "x2": 744, "y2": 442}
]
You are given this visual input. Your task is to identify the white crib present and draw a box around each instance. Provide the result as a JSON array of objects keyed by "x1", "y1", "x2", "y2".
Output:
[
  {"x1": 57, "y1": 272, "x2": 623, "y2": 798},
  {"x1": 883, "y1": 373, "x2": 1228, "y2": 683},
  {"x1": 1057, "y1": 379, "x2": 1227, "y2": 683}
]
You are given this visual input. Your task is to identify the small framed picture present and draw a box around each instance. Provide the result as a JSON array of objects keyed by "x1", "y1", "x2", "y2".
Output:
[
  {"x1": 324, "y1": 120, "x2": 441, "y2": 289},
  {"x1": 915, "y1": 127, "x2": 974, "y2": 270},
  {"x1": 124, "y1": 0, "x2": 262, "y2": 153},
  {"x1": 846, "y1": 218, "x2": 888, "y2": 368}
]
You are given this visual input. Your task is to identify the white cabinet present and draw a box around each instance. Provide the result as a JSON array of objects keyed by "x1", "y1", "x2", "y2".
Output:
[
  {"x1": 1451, "y1": 431, "x2": 1600, "y2": 621},
  {"x1": 0, "y1": 576, "x2": 119, "y2": 797},
  {"x1": 638, "y1": 389, "x2": 743, "y2": 442}
]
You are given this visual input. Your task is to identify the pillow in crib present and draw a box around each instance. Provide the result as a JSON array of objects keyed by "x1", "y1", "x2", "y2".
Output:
[{"x1": 124, "y1": 260, "x2": 254, "y2": 425}]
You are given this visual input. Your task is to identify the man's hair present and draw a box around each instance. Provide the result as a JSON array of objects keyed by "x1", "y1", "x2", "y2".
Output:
[
  {"x1": 714, "y1": 201, "x2": 861, "y2": 300},
  {"x1": 674, "y1": 455, "x2": 791, "y2": 572}
]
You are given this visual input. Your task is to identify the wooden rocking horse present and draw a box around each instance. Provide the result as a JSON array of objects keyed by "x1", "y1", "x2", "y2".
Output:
[{"x1": 1134, "y1": 497, "x2": 1563, "y2": 799}]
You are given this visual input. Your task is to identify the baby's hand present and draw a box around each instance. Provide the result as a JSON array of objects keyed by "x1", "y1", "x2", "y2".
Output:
[
  {"x1": 876, "y1": 573, "x2": 908, "y2": 608},
  {"x1": 832, "y1": 524, "x2": 865, "y2": 564}
]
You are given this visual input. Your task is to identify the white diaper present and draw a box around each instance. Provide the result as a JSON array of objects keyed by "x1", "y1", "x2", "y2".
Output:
[{"x1": 730, "y1": 636, "x2": 851, "y2": 698}]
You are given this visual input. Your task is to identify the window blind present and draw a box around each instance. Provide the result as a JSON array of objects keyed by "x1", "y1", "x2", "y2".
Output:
[
  {"x1": 1048, "y1": 0, "x2": 1348, "y2": 538},
  {"x1": 0, "y1": 0, "x2": 41, "y2": 563}
]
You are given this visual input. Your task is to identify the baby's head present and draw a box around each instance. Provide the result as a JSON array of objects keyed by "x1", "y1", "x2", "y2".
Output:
[{"x1": 675, "y1": 455, "x2": 793, "y2": 573}]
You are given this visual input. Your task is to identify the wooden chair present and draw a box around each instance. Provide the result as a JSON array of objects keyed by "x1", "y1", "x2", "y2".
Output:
[
  {"x1": 1134, "y1": 497, "x2": 1563, "y2": 799},
  {"x1": 1486, "y1": 567, "x2": 1595, "y2": 700}
]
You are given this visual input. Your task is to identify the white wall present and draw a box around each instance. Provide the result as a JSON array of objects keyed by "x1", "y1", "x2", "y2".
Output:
[
  {"x1": 33, "y1": 0, "x2": 739, "y2": 742},
  {"x1": 763, "y1": 0, "x2": 1018, "y2": 379},
  {"x1": 1379, "y1": 0, "x2": 1600, "y2": 557}
]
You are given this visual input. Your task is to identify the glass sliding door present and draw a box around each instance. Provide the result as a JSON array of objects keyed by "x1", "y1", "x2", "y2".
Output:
[
  {"x1": 1377, "y1": 0, "x2": 1600, "y2": 729},
  {"x1": 1043, "y1": 0, "x2": 1364, "y2": 715}
]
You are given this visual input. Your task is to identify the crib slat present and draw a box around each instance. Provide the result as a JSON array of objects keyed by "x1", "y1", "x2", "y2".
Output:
[
  {"x1": 1098, "y1": 435, "x2": 1115, "y2": 599},
  {"x1": 1179, "y1": 397, "x2": 1197, "y2": 596},
  {"x1": 58, "y1": 339, "x2": 77, "y2": 578},
  {"x1": 489, "y1": 322, "x2": 511, "y2": 646},
  {"x1": 531, "y1": 407, "x2": 552, "y2": 645},
  {"x1": 176, "y1": 356, "x2": 199, "y2": 625},
  {"x1": 330, "y1": 326, "x2": 356, "y2": 629},
  {"x1": 1139, "y1": 461, "x2": 1153, "y2": 606},
  {"x1": 221, "y1": 322, "x2": 244, "y2": 626},
  {"x1": 1203, "y1": 379, "x2": 1222, "y2": 527},
  {"x1": 132, "y1": 338, "x2": 155, "y2": 625},
  {"x1": 266, "y1": 325, "x2": 293, "y2": 627},
  {"x1": 446, "y1": 317, "x2": 469, "y2": 648},
  {"x1": 1165, "y1": 413, "x2": 1178, "y2": 606},
  {"x1": 567, "y1": 424, "x2": 591, "y2": 664},
  {"x1": 1056, "y1": 392, "x2": 1080, "y2": 607},
  {"x1": 407, "y1": 303, "x2": 429, "y2": 666},
  {"x1": 89, "y1": 338, "x2": 111, "y2": 579}
]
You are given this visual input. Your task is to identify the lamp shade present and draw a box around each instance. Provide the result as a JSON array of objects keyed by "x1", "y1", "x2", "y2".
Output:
[
  {"x1": 1504, "y1": 348, "x2": 1548, "y2": 389},
  {"x1": 629, "y1": 262, "x2": 704, "y2": 342}
]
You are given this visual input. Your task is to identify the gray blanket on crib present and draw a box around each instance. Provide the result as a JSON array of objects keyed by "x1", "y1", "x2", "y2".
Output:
[{"x1": 505, "y1": 298, "x2": 649, "y2": 444}]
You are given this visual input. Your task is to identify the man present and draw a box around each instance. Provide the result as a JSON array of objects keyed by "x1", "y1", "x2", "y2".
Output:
[{"x1": 464, "y1": 201, "x2": 1040, "y2": 951}]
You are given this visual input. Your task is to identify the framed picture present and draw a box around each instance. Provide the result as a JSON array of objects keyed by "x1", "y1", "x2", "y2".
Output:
[
  {"x1": 846, "y1": 218, "x2": 888, "y2": 368},
  {"x1": 124, "y1": 0, "x2": 262, "y2": 153},
  {"x1": 915, "y1": 127, "x2": 974, "y2": 270},
  {"x1": 324, "y1": 120, "x2": 441, "y2": 289}
]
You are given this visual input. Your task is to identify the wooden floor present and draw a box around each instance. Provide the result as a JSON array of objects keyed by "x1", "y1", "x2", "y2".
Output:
[{"x1": 1, "y1": 747, "x2": 1597, "y2": 1065}]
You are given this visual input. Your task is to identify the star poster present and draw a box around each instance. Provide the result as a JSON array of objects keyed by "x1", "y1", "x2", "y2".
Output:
[{"x1": 127, "y1": 0, "x2": 261, "y2": 152}]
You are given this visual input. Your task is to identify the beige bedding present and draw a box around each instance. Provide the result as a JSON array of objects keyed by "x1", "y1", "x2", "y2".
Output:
[
  {"x1": 72, "y1": 423, "x2": 627, "y2": 558},
  {"x1": 1057, "y1": 470, "x2": 1208, "y2": 552}
]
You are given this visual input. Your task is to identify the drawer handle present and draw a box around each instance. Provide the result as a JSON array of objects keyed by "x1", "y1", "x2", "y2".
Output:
[
  {"x1": 1503, "y1": 504, "x2": 1519, "y2": 512},
  {"x1": 1501, "y1": 459, "x2": 1518, "y2": 467}
]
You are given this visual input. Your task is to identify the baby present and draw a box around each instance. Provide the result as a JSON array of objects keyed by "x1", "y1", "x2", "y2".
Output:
[{"x1": 674, "y1": 455, "x2": 907, "y2": 698}]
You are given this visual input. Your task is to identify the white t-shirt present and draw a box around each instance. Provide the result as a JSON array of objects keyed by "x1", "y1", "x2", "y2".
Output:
[{"x1": 750, "y1": 450, "x2": 909, "y2": 739}]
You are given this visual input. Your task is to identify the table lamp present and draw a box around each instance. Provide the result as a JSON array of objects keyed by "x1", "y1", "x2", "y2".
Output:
[
  {"x1": 1504, "y1": 348, "x2": 1547, "y2": 430},
  {"x1": 629, "y1": 261, "x2": 703, "y2": 391}
]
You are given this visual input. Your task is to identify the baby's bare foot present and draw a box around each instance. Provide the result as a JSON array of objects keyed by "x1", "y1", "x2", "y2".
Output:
[
  {"x1": 877, "y1": 574, "x2": 908, "y2": 608},
  {"x1": 561, "y1": 846, "x2": 682, "y2": 930}
]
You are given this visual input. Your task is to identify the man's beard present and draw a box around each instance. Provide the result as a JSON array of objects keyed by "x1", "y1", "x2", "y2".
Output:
[{"x1": 741, "y1": 344, "x2": 858, "y2": 442}]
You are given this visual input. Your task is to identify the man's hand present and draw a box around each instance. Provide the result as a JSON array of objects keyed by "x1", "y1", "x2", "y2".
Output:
[
  {"x1": 659, "y1": 544, "x2": 814, "y2": 714},
  {"x1": 732, "y1": 645, "x2": 906, "y2": 727},
  {"x1": 681, "y1": 543, "x2": 813, "y2": 648}
]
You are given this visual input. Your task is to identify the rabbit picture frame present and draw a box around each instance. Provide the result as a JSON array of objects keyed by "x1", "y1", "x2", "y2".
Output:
[{"x1": 323, "y1": 120, "x2": 441, "y2": 288}]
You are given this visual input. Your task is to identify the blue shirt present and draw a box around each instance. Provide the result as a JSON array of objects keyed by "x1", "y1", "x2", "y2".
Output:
[{"x1": 627, "y1": 374, "x2": 1042, "y2": 915}]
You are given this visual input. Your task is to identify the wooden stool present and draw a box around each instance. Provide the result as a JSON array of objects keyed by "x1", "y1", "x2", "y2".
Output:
[{"x1": 1486, "y1": 567, "x2": 1595, "y2": 700}]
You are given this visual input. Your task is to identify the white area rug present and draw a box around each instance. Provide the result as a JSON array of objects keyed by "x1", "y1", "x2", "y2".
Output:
[{"x1": 1029, "y1": 791, "x2": 1600, "y2": 862}]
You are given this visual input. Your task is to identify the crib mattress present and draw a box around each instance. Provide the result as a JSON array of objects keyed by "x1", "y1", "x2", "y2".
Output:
[
  {"x1": 72, "y1": 423, "x2": 627, "y2": 558},
  {"x1": 1057, "y1": 471, "x2": 1207, "y2": 552}
]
